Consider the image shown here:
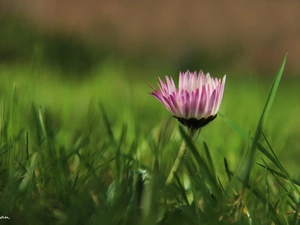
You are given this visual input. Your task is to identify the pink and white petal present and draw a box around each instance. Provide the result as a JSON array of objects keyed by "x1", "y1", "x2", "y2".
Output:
[
  {"x1": 166, "y1": 76, "x2": 174, "y2": 94},
  {"x1": 157, "y1": 78, "x2": 168, "y2": 96},
  {"x1": 193, "y1": 88, "x2": 201, "y2": 116},
  {"x1": 189, "y1": 90, "x2": 198, "y2": 117},
  {"x1": 197, "y1": 86, "x2": 207, "y2": 119}
]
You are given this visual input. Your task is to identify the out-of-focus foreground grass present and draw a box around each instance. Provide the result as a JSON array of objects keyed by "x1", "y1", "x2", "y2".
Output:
[{"x1": 0, "y1": 60, "x2": 299, "y2": 224}]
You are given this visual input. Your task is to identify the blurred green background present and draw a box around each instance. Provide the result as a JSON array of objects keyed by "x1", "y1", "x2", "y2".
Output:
[
  {"x1": 1, "y1": 3, "x2": 300, "y2": 224},
  {"x1": 0, "y1": 2, "x2": 299, "y2": 175}
]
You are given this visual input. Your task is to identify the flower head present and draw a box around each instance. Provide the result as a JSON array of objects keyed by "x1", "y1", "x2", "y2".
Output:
[{"x1": 150, "y1": 70, "x2": 226, "y2": 132}]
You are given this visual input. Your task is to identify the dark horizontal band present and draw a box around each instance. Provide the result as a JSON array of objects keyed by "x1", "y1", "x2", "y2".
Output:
[{"x1": 174, "y1": 114, "x2": 217, "y2": 132}]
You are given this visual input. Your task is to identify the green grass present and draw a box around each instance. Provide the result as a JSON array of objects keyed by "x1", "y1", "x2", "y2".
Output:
[{"x1": 0, "y1": 55, "x2": 300, "y2": 224}]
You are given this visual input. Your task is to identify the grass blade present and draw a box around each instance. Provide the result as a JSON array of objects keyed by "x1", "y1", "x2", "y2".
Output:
[
  {"x1": 261, "y1": 132, "x2": 300, "y2": 195},
  {"x1": 219, "y1": 113, "x2": 279, "y2": 168},
  {"x1": 257, "y1": 163, "x2": 300, "y2": 187},
  {"x1": 99, "y1": 103, "x2": 117, "y2": 148},
  {"x1": 174, "y1": 173, "x2": 190, "y2": 206},
  {"x1": 241, "y1": 53, "x2": 287, "y2": 185},
  {"x1": 179, "y1": 126, "x2": 220, "y2": 197},
  {"x1": 203, "y1": 142, "x2": 216, "y2": 178},
  {"x1": 220, "y1": 54, "x2": 287, "y2": 188}
]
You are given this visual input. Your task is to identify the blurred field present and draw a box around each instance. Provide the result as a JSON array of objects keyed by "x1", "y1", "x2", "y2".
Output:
[
  {"x1": 1, "y1": 3, "x2": 300, "y2": 224},
  {"x1": 0, "y1": 60, "x2": 299, "y2": 172}
]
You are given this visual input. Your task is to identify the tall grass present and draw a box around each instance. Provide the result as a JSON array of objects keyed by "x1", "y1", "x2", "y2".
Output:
[{"x1": 0, "y1": 55, "x2": 300, "y2": 224}]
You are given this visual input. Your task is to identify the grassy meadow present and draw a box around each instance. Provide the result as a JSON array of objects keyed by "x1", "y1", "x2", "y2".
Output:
[{"x1": 0, "y1": 55, "x2": 300, "y2": 225}]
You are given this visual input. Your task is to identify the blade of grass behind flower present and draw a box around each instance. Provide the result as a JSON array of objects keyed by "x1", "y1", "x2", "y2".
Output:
[
  {"x1": 261, "y1": 132, "x2": 300, "y2": 195},
  {"x1": 262, "y1": 157, "x2": 270, "y2": 223},
  {"x1": 241, "y1": 53, "x2": 287, "y2": 185},
  {"x1": 99, "y1": 103, "x2": 123, "y2": 176},
  {"x1": 257, "y1": 163, "x2": 300, "y2": 187},
  {"x1": 260, "y1": 157, "x2": 296, "y2": 221},
  {"x1": 224, "y1": 163, "x2": 282, "y2": 224},
  {"x1": 257, "y1": 161, "x2": 299, "y2": 223},
  {"x1": 99, "y1": 103, "x2": 117, "y2": 148},
  {"x1": 174, "y1": 172, "x2": 190, "y2": 205},
  {"x1": 203, "y1": 142, "x2": 216, "y2": 177},
  {"x1": 219, "y1": 112, "x2": 279, "y2": 168},
  {"x1": 116, "y1": 124, "x2": 127, "y2": 176},
  {"x1": 219, "y1": 53, "x2": 287, "y2": 188},
  {"x1": 179, "y1": 126, "x2": 220, "y2": 197},
  {"x1": 38, "y1": 106, "x2": 48, "y2": 138},
  {"x1": 224, "y1": 157, "x2": 232, "y2": 182}
]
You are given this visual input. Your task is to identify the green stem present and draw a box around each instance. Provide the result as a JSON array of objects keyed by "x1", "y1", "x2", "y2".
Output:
[
  {"x1": 165, "y1": 141, "x2": 187, "y2": 186},
  {"x1": 165, "y1": 129, "x2": 197, "y2": 186}
]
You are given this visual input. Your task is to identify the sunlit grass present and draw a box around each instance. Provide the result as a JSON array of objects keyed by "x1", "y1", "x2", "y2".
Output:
[{"x1": 0, "y1": 55, "x2": 299, "y2": 224}]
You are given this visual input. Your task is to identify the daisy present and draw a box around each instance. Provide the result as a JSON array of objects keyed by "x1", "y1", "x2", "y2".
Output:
[{"x1": 150, "y1": 70, "x2": 226, "y2": 133}]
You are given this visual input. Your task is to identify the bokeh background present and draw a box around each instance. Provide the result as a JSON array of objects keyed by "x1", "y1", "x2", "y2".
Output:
[
  {"x1": 1, "y1": 1, "x2": 300, "y2": 76},
  {"x1": 1, "y1": 3, "x2": 300, "y2": 224},
  {"x1": 0, "y1": 2, "x2": 299, "y2": 169}
]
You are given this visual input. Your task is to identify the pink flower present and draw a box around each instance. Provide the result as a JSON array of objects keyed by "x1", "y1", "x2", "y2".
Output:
[{"x1": 150, "y1": 70, "x2": 226, "y2": 132}]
